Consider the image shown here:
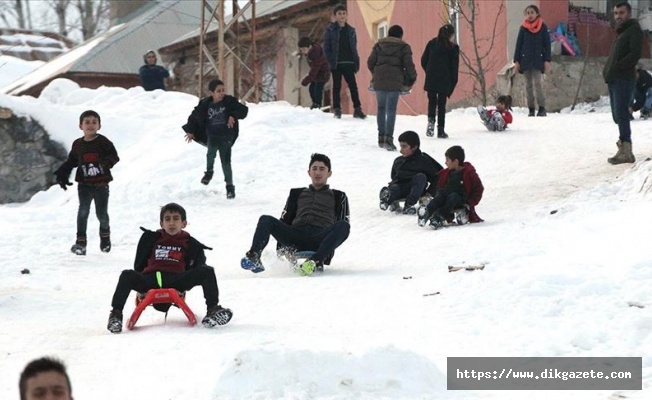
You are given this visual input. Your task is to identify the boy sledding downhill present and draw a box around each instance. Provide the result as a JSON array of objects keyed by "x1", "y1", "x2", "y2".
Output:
[
  {"x1": 106, "y1": 203, "x2": 232, "y2": 333},
  {"x1": 54, "y1": 110, "x2": 119, "y2": 256},
  {"x1": 182, "y1": 79, "x2": 248, "y2": 199},
  {"x1": 379, "y1": 130, "x2": 443, "y2": 214},
  {"x1": 417, "y1": 145, "x2": 484, "y2": 229}
]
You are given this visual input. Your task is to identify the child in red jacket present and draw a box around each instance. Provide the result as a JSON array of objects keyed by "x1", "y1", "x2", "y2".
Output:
[
  {"x1": 478, "y1": 95, "x2": 513, "y2": 131},
  {"x1": 298, "y1": 36, "x2": 330, "y2": 109},
  {"x1": 417, "y1": 145, "x2": 484, "y2": 229}
]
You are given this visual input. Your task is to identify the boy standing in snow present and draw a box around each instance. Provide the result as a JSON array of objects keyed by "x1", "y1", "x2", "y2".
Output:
[
  {"x1": 183, "y1": 79, "x2": 248, "y2": 198},
  {"x1": 298, "y1": 36, "x2": 330, "y2": 109},
  {"x1": 241, "y1": 153, "x2": 350, "y2": 275},
  {"x1": 417, "y1": 145, "x2": 484, "y2": 229},
  {"x1": 379, "y1": 130, "x2": 442, "y2": 214},
  {"x1": 54, "y1": 110, "x2": 119, "y2": 256},
  {"x1": 478, "y1": 95, "x2": 514, "y2": 132},
  {"x1": 106, "y1": 202, "x2": 232, "y2": 333}
]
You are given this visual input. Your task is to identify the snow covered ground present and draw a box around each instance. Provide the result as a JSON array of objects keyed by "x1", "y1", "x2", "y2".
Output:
[
  {"x1": 0, "y1": 55, "x2": 44, "y2": 89},
  {"x1": 0, "y1": 80, "x2": 650, "y2": 400}
]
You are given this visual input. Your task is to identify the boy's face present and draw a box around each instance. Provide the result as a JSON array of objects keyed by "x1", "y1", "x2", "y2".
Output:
[
  {"x1": 160, "y1": 211, "x2": 187, "y2": 236},
  {"x1": 334, "y1": 10, "x2": 347, "y2": 24},
  {"x1": 210, "y1": 85, "x2": 226, "y2": 102},
  {"x1": 399, "y1": 142, "x2": 417, "y2": 158},
  {"x1": 79, "y1": 116, "x2": 100, "y2": 137},
  {"x1": 24, "y1": 371, "x2": 72, "y2": 400},
  {"x1": 445, "y1": 156, "x2": 460, "y2": 170},
  {"x1": 298, "y1": 47, "x2": 310, "y2": 56},
  {"x1": 308, "y1": 161, "x2": 332, "y2": 188}
]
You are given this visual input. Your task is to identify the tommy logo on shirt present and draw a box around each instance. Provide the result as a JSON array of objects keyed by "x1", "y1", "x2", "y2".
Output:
[{"x1": 154, "y1": 245, "x2": 183, "y2": 262}]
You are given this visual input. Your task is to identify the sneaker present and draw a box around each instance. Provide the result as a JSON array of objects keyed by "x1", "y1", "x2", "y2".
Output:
[
  {"x1": 240, "y1": 251, "x2": 265, "y2": 273},
  {"x1": 310, "y1": 103, "x2": 320, "y2": 110},
  {"x1": 379, "y1": 187, "x2": 391, "y2": 210},
  {"x1": 353, "y1": 107, "x2": 367, "y2": 119},
  {"x1": 201, "y1": 170, "x2": 214, "y2": 185},
  {"x1": 226, "y1": 185, "x2": 235, "y2": 199},
  {"x1": 536, "y1": 107, "x2": 547, "y2": 117},
  {"x1": 100, "y1": 235, "x2": 111, "y2": 253},
  {"x1": 477, "y1": 106, "x2": 490, "y2": 123},
  {"x1": 454, "y1": 205, "x2": 470, "y2": 225},
  {"x1": 528, "y1": 108, "x2": 535, "y2": 117},
  {"x1": 417, "y1": 205, "x2": 431, "y2": 227},
  {"x1": 298, "y1": 259, "x2": 316, "y2": 276},
  {"x1": 107, "y1": 309, "x2": 123, "y2": 333},
  {"x1": 429, "y1": 213, "x2": 444, "y2": 229},
  {"x1": 403, "y1": 204, "x2": 417, "y2": 215},
  {"x1": 334, "y1": 108, "x2": 342, "y2": 119},
  {"x1": 426, "y1": 117, "x2": 435, "y2": 137},
  {"x1": 202, "y1": 305, "x2": 233, "y2": 327},
  {"x1": 388, "y1": 201, "x2": 401, "y2": 212},
  {"x1": 70, "y1": 238, "x2": 86, "y2": 256}
]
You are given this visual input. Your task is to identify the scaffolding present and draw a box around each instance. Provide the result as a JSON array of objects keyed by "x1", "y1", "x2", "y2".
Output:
[{"x1": 198, "y1": 0, "x2": 259, "y2": 101}]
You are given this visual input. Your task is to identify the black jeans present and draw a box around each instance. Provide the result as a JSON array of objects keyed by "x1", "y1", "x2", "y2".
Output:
[
  {"x1": 309, "y1": 82, "x2": 325, "y2": 107},
  {"x1": 388, "y1": 173, "x2": 428, "y2": 206},
  {"x1": 426, "y1": 192, "x2": 464, "y2": 219},
  {"x1": 206, "y1": 136, "x2": 233, "y2": 185},
  {"x1": 110, "y1": 266, "x2": 220, "y2": 311},
  {"x1": 249, "y1": 215, "x2": 350, "y2": 263},
  {"x1": 427, "y1": 91, "x2": 448, "y2": 128},
  {"x1": 331, "y1": 63, "x2": 361, "y2": 109},
  {"x1": 76, "y1": 183, "x2": 110, "y2": 239}
]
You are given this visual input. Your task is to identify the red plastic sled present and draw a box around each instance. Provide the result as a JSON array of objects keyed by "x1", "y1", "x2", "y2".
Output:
[{"x1": 127, "y1": 288, "x2": 197, "y2": 330}]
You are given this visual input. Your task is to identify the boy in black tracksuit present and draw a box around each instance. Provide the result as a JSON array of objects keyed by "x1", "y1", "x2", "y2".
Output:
[
  {"x1": 379, "y1": 130, "x2": 443, "y2": 214},
  {"x1": 54, "y1": 110, "x2": 119, "y2": 256},
  {"x1": 182, "y1": 79, "x2": 248, "y2": 199},
  {"x1": 106, "y1": 203, "x2": 232, "y2": 333}
]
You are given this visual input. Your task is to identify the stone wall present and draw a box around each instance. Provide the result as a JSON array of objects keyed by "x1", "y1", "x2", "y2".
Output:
[{"x1": 0, "y1": 107, "x2": 68, "y2": 204}]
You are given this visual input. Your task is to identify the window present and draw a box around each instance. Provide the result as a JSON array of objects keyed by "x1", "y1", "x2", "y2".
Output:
[{"x1": 375, "y1": 20, "x2": 388, "y2": 40}]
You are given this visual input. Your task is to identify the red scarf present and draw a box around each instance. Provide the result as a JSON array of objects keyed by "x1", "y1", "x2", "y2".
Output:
[{"x1": 522, "y1": 17, "x2": 543, "y2": 34}]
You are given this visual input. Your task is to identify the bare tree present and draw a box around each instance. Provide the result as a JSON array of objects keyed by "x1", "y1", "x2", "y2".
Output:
[
  {"x1": 49, "y1": 0, "x2": 71, "y2": 36},
  {"x1": 0, "y1": 0, "x2": 30, "y2": 29},
  {"x1": 74, "y1": 0, "x2": 109, "y2": 41},
  {"x1": 452, "y1": 0, "x2": 506, "y2": 105}
]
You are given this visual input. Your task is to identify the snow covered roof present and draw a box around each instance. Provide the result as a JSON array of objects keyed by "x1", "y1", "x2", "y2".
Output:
[
  {"x1": 0, "y1": 29, "x2": 72, "y2": 62},
  {"x1": 1, "y1": 0, "x2": 201, "y2": 96}
]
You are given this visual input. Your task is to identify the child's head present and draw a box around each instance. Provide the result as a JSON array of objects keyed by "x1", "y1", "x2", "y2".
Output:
[
  {"x1": 333, "y1": 4, "x2": 347, "y2": 24},
  {"x1": 19, "y1": 357, "x2": 72, "y2": 400},
  {"x1": 298, "y1": 37, "x2": 312, "y2": 55},
  {"x1": 524, "y1": 5, "x2": 540, "y2": 21},
  {"x1": 79, "y1": 110, "x2": 101, "y2": 136},
  {"x1": 143, "y1": 50, "x2": 157, "y2": 65},
  {"x1": 308, "y1": 153, "x2": 332, "y2": 188},
  {"x1": 159, "y1": 202, "x2": 187, "y2": 235},
  {"x1": 495, "y1": 95, "x2": 512, "y2": 111},
  {"x1": 208, "y1": 79, "x2": 226, "y2": 102},
  {"x1": 309, "y1": 153, "x2": 331, "y2": 171},
  {"x1": 398, "y1": 130, "x2": 419, "y2": 157},
  {"x1": 388, "y1": 25, "x2": 403, "y2": 39},
  {"x1": 438, "y1": 24, "x2": 456, "y2": 42},
  {"x1": 444, "y1": 145, "x2": 465, "y2": 170}
]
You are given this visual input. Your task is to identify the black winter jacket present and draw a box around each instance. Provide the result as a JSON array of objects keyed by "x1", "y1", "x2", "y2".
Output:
[
  {"x1": 133, "y1": 227, "x2": 212, "y2": 273},
  {"x1": 182, "y1": 95, "x2": 249, "y2": 146},
  {"x1": 421, "y1": 38, "x2": 459, "y2": 96},
  {"x1": 367, "y1": 37, "x2": 417, "y2": 91},
  {"x1": 603, "y1": 18, "x2": 643, "y2": 83},
  {"x1": 390, "y1": 149, "x2": 443, "y2": 195},
  {"x1": 323, "y1": 22, "x2": 360, "y2": 72}
]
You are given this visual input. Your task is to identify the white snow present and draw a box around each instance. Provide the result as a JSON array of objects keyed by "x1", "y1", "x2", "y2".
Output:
[
  {"x1": 0, "y1": 79, "x2": 651, "y2": 400},
  {"x1": 0, "y1": 55, "x2": 44, "y2": 88}
]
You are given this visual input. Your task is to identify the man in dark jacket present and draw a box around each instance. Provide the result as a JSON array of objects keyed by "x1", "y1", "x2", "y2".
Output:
[
  {"x1": 379, "y1": 131, "x2": 442, "y2": 214},
  {"x1": 298, "y1": 37, "x2": 330, "y2": 109},
  {"x1": 323, "y1": 4, "x2": 366, "y2": 119},
  {"x1": 241, "y1": 153, "x2": 350, "y2": 276},
  {"x1": 603, "y1": 1, "x2": 643, "y2": 165},
  {"x1": 182, "y1": 79, "x2": 248, "y2": 198}
]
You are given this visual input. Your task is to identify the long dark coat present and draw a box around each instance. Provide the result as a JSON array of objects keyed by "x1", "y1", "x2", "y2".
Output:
[{"x1": 421, "y1": 38, "x2": 459, "y2": 96}]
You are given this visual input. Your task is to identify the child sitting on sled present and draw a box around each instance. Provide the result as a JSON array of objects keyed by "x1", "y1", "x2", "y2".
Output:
[
  {"x1": 477, "y1": 95, "x2": 513, "y2": 131},
  {"x1": 106, "y1": 203, "x2": 232, "y2": 333}
]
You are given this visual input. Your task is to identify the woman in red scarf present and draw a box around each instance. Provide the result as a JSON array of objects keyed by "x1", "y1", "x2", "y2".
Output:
[{"x1": 514, "y1": 5, "x2": 551, "y2": 117}]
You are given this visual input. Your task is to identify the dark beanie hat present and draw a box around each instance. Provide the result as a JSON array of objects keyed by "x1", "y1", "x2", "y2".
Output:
[
  {"x1": 398, "y1": 130, "x2": 419, "y2": 148},
  {"x1": 298, "y1": 37, "x2": 312, "y2": 48},
  {"x1": 388, "y1": 25, "x2": 403, "y2": 39}
]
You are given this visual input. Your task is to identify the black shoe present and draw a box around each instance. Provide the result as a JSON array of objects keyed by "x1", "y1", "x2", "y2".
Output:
[
  {"x1": 202, "y1": 305, "x2": 233, "y2": 327},
  {"x1": 429, "y1": 213, "x2": 444, "y2": 229},
  {"x1": 310, "y1": 103, "x2": 320, "y2": 110},
  {"x1": 403, "y1": 204, "x2": 417, "y2": 215},
  {"x1": 226, "y1": 185, "x2": 235, "y2": 199},
  {"x1": 71, "y1": 238, "x2": 86, "y2": 256},
  {"x1": 536, "y1": 107, "x2": 547, "y2": 117},
  {"x1": 379, "y1": 187, "x2": 391, "y2": 210},
  {"x1": 437, "y1": 127, "x2": 448, "y2": 139},
  {"x1": 100, "y1": 235, "x2": 111, "y2": 253},
  {"x1": 528, "y1": 108, "x2": 535, "y2": 117},
  {"x1": 334, "y1": 108, "x2": 342, "y2": 119},
  {"x1": 385, "y1": 137, "x2": 397, "y2": 151},
  {"x1": 201, "y1": 170, "x2": 214, "y2": 185},
  {"x1": 353, "y1": 107, "x2": 366, "y2": 119},
  {"x1": 107, "y1": 309, "x2": 123, "y2": 333}
]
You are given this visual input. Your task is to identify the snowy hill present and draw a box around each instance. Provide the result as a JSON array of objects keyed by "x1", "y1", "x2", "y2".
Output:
[{"x1": 0, "y1": 80, "x2": 650, "y2": 400}]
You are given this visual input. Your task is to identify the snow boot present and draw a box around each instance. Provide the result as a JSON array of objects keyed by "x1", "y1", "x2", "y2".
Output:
[
  {"x1": 100, "y1": 233, "x2": 111, "y2": 253},
  {"x1": 71, "y1": 238, "x2": 86, "y2": 256},
  {"x1": 528, "y1": 108, "x2": 535, "y2": 117},
  {"x1": 379, "y1": 186, "x2": 391, "y2": 210},
  {"x1": 417, "y1": 205, "x2": 431, "y2": 227},
  {"x1": 226, "y1": 184, "x2": 235, "y2": 199},
  {"x1": 426, "y1": 117, "x2": 435, "y2": 137},
  {"x1": 333, "y1": 108, "x2": 342, "y2": 119},
  {"x1": 429, "y1": 213, "x2": 445, "y2": 229},
  {"x1": 385, "y1": 136, "x2": 397, "y2": 151},
  {"x1": 437, "y1": 126, "x2": 449, "y2": 139},
  {"x1": 353, "y1": 107, "x2": 367, "y2": 119},
  {"x1": 107, "y1": 309, "x2": 123, "y2": 334},
  {"x1": 402, "y1": 203, "x2": 417, "y2": 215},
  {"x1": 608, "y1": 140, "x2": 635, "y2": 164},
  {"x1": 202, "y1": 305, "x2": 233, "y2": 327},
  {"x1": 241, "y1": 251, "x2": 265, "y2": 273},
  {"x1": 537, "y1": 107, "x2": 547, "y2": 117},
  {"x1": 201, "y1": 170, "x2": 214, "y2": 185},
  {"x1": 477, "y1": 106, "x2": 490, "y2": 123},
  {"x1": 378, "y1": 135, "x2": 386, "y2": 149}
]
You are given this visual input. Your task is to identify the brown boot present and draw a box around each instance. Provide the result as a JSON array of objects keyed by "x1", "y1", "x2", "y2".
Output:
[
  {"x1": 608, "y1": 140, "x2": 635, "y2": 164},
  {"x1": 607, "y1": 141, "x2": 623, "y2": 164}
]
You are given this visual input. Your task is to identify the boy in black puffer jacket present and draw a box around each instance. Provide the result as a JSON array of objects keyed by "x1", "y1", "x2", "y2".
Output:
[{"x1": 379, "y1": 131, "x2": 443, "y2": 214}]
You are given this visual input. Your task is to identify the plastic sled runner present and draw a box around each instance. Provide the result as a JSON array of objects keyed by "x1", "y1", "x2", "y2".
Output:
[{"x1": 127, "y1": 288, "x2": 197, "y2": 330}]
